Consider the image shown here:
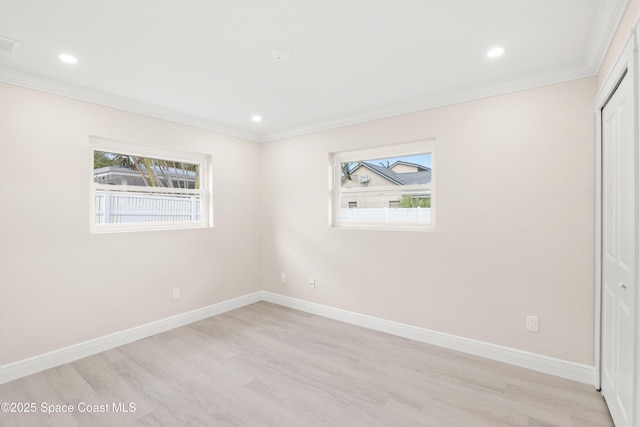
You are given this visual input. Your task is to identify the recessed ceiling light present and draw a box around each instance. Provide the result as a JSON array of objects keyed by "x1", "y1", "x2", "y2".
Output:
[
  {"x1": 59, "y1": 53, "x2": 78, "y2": 64},
  {"x1": 487, "y1": 47, "x2": 505, "y2": 58},
  {"x1": 252, "y1": 115, "x2": 262, "y2": 122}
]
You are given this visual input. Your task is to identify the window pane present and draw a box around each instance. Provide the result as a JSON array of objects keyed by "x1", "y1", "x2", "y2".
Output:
[
  {"x1": 339, "y1": 153, "x2": 432, "y2": 224},
  {"x1": 93, "y1": 151, "x2": 199, "y2": 189},
  {"x1": 340, "y1": 153, "x2": 431, "y2": 188},
  {"x1": 92, "y1": 148, "x2": 207, "y2": 229}
]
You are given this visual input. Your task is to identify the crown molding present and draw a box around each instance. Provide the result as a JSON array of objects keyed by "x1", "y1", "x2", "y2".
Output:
[
  {"x1": 585, "y1": 0, "x2": 629, "y2": 71},
  {"x1": 0, "y1": 66, "x2": 262, "y2": 143},
  {"x1": 0, "y1": 2, "x2": 625, "y2": 144},
  {"x1": 261, "y1": 64, "x2": 596, "y2": 142},
  {"x1": 0, "y1": 61, "x2": 597, "y2": 144}
]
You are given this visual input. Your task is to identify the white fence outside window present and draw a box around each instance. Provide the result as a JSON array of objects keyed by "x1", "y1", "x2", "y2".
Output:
[
  {"x1": 340, "y1": 207, "x2": 431, "y2": 223},
  {"x1": 95, "y1": 195, "x2": 428, "y2": 225},
  {"x1": 95, "y1": 191, "x2": 201, "y2": 224}
]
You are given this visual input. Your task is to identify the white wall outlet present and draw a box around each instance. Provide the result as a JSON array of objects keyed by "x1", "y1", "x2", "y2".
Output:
[
  {"x1": 309, "y1": 278, "x2": 315, "y2": 288},
  {"x1": 280, "y1": 273, "x2": 286, "y2": 284},
  {"x1": 173, "y1": 288, "x2": 180, "y2": 300},
  {"x1": 526, "y1": 315, "x2": 539, "y2": 332}
]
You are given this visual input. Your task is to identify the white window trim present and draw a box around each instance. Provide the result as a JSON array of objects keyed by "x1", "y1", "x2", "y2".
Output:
[
  {"x1": 329, "y1": 139, "x2": 436, "y2": 231},
  {"x1": 89, "y1": 136, "x2": 213, "y2": 233}
]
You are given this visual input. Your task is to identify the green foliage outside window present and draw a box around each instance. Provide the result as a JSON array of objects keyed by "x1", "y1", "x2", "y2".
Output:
[
  {"x1": 399, "y1": 195, "x2": 431, "y2": 208},
  {"x1": 94, "y1": 151, "x2": 200, "y2": 189}
]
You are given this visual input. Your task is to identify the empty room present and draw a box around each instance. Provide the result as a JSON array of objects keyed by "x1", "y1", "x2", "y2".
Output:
[{"x1": 0, "y1": 1, "x2": 639, "y2": 426}]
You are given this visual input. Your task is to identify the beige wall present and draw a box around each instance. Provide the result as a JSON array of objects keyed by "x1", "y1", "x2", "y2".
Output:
[
  {"x1": 0, "y1": 61, "x2": 604, "y2": 368},
  {"x1": 260, "y1": 77, "x2": 597, "y2": 364},
  {"x1": 0, "y1": 83, "x2": 262, "y2": 366}
]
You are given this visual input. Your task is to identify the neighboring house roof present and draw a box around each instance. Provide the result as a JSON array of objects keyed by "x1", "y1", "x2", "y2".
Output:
[
  {"x1": 350, "y1": 162, "x2": 431, "y2": 185},
  {"x1": 389, "y1": 161, "x2": 430, "y2": 172},
  {"x1": 397, "y1": 170, "x2": 431, "y2": 185},
  {"x1": 358, "y1": 162, "x2": 403, "y2": 184}
]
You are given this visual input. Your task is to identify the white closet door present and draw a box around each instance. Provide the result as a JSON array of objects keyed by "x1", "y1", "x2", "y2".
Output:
[{"x1": 601, "y1": 70, "x2": 636, "y2": 427}]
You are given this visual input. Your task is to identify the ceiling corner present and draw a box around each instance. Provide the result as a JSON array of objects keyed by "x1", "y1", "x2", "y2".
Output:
[
  {"x1": 0, "y1": 66, "x2": 263, "y2": 143},
  {"x1": 585, "y1": 0, "x2": 630, "y2": 72}
]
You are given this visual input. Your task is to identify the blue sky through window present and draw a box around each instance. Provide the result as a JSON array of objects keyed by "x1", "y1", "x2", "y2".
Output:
[{"x1": 358, "y1": 153, "x2": 431, "y2": 169}]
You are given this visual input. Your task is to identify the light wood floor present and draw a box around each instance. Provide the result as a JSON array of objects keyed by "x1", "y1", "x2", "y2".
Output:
[{"x1": 0, "y1": 302, "x2": 613, "y2": 426}]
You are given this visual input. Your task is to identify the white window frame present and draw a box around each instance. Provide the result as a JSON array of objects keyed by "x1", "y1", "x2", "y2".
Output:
[
  {"x1": 89, "y1": 136, "x2": 213, "y2": 233},
  {"x1": 329, "y1": 139, "x2": 435, "y2": 231}
]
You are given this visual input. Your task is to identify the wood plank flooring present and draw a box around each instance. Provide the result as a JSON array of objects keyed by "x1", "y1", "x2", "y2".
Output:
[{"x1": 0, "y1": 302, "x2": 613, "y2": 426}]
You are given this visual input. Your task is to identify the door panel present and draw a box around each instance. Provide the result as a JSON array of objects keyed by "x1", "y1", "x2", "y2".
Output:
[
  {"x1": 602, "y1": 286, "x2": 616, "y2": 389},
  {"x1": 601, "y1": 71, "x2": 635, "y2": 427},
  {"x1": 617, "y1": 300, "x2": 632, "y2": 421}
]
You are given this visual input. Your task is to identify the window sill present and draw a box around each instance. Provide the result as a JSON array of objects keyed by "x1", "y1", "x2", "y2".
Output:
[
  {"x1": 90, "y1": 222, "x2": 212, "y2": 234},
  {"x1": 331, "y1": 221, "x2": 435, "y2": 232}
]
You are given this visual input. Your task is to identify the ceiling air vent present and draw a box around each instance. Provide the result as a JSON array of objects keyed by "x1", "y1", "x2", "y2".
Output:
[{"x1": 0, "y1": 36, "x2": 22, "y2": 54}]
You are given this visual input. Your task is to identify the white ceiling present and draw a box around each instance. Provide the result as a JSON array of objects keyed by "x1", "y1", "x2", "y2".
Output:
[{"x1": 0, "y1": 0, "x2": 628, "y2": 142}]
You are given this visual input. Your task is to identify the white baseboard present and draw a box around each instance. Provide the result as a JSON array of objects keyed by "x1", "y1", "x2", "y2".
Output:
[
  {"x1": 0, "y1": 290, "x2": 596, "y2": 387},
  {"x1": 260, "y1": 292, "x2": 597, "y2": 386},
  {"x1": 0, "y1": 292, "x2": 262, "y2": 385}
]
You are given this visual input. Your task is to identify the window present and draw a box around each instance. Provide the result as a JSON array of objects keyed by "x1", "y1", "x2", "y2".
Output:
[
  {"x1": 90, "y1": 137, "x2": 212, "y2": 233},
  {"x1": 330, "y1": 140, "x2": 435, "y2": 230}
]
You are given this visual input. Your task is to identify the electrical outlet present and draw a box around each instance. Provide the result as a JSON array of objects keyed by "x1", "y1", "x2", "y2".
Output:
[
  {"x1": 173, "y1": 288, "x2": 180, "y2": 300},
  {"x1": 309, "y1": 278, "x2": 315, "y2": 288},
  {"x1": 280, "y1": 273, "x2": 286, "y2": 284},
  {"x1": 526, "y1": 315, "x2": 539, "y2": 332}
]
